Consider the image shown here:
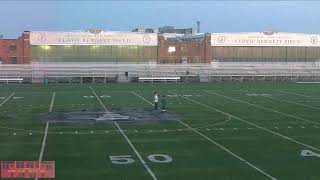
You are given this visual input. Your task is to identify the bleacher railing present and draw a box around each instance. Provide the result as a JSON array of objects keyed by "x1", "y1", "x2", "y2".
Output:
[{"x1": 0, "y1": 62, "x2": 319, "y2": 80}]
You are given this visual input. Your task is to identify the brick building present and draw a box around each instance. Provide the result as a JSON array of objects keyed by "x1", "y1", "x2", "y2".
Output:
[
  {"x1": 2, "y1": 30, "x2": 320, "y2": 64},
  {"x1": 0, "y1": 30, "x2": 211, "y2": 64},
  {"x1": 0, "y1": 31, "x2": 30, "y2": 64},
  {"x1": 157, "y1": 33, "x2": 211, "y2": 63}
]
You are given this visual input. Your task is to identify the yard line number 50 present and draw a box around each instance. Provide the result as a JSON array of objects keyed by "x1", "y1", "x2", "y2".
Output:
[{"x1": 109, "y1": 154, "x2": 173, "y2": 165}]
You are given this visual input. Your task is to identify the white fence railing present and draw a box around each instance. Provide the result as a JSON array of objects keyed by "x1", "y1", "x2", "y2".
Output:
[{"x1": 0, "y1": 62, "x2": 319, "y2": 80}]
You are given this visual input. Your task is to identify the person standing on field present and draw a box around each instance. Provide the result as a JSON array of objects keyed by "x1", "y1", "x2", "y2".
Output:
[
  {"x1": 154, "y1": 92, "x2": 159, "y2": 110},
  {"x1": 161, "y1": 95, "x2": 167, "y2": 111}
]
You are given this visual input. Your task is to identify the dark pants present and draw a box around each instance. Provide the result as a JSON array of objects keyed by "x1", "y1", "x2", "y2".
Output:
[{"x1": 154, "y1": 102, "x2": 159, "y2": 110}]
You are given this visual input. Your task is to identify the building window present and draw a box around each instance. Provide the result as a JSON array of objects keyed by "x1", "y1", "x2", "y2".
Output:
[
  {"x1": 10, "y1": 45, "x2": 17, "y2": 51},
  {"x1": 168, "y1": 46, "x2": 176, "y2": 53},
  {"x1": 10, "y1": 57, "x2": 17, "y2": 64}
]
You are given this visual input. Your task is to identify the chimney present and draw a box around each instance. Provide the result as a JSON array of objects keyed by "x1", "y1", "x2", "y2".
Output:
[{"x1": 196, "y1": 20, "x2": 200, "y2": 34}]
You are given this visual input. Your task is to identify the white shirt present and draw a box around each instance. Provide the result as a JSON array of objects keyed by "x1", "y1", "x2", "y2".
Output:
[{"x1": 154, "y1": 94, "x2": 159, "y2": 103}]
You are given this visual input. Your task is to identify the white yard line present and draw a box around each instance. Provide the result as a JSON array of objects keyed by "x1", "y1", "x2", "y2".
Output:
[
  {"x1": 48, "y1": 92, "x2": 56, "y2": 113},
  {"x1": 36, "y1": 92, "x2": 55, "y2": 180},
  {"x1": 38, "y1": 92, "x2": 55, "y2": 160},
  {"x1": 0, "y1": 92, "x2": 15, "y2": 107},
  {"x1": 244, "y1": 90, "x2": 320, "y2": 110},
  {"x1": 89, "y1": 87, "x2": 108, "y2": 110},
  {"x1": 296, "y1": 82, "x2": 320, "y2": 84},
  {"x1": 177, "y1": 119, "x2": 276, "y2": 180},
  {"x1": 279, "y1": 90, "x2": 320, "y2": 100},
  {"x1": 205, "y1": 90, "x2": 320, "y2": 125},
  {"x1": 114, "y1": 122, "x2": 158, "y2": 180},
  {"x1": 38, "y1": 122, "x2": 50, "y2": 161},
  {"x1": 268, "y1": 96, "x2": 320, "y2": 110},
  {"x1": 170, "y1": 91, "x2": 320, "y2": 152},
  {"x1": 131, "y1": 91, "x2": 276, "y2": 180},
  {"x1": 131, "y1": 91, "x2": 154, "y2": 106},
  {"x1": 90, "y1": 87, "x2": 158, "y2": 180}
]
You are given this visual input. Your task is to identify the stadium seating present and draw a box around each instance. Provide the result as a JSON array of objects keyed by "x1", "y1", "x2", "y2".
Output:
[{"x1": 0, "y1": 62, "x2": 319, "y2": 83}]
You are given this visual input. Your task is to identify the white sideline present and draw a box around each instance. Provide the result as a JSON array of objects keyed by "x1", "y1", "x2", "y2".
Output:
[
  {"x1": 244, "y1": 90, "x2": 320, "y2": 110},
  {"x1": 36, "y1": 92, "x2": 55, "y2": 180},
  {"x1": 205, "y1": 90, "x2": 320, "y2": 125},
  {"x1": 90, "y1": 87, "x2": 158, "y2": 180},
  {"x1": 170, "y1": 91, "x2": 320, "y2": 152},
  {"x1": 279, "y1": 90, "x2": 320, "y2": 100},
  {"x1": 0, "y1": 92, "x2": 15, "y2": 106},
  {"x1": 131, "y1": 91, "x2": 277, "y2": 180}
]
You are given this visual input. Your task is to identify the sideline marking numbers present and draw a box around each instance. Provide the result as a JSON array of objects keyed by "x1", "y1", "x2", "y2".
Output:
[
  {"x1": 109, "y1": 154, "x2": 173, "y2": 164},
  {"x1": 147, "y1": 154, "x2": 173, "y2": 163},
  {"x1": 100, "y1": 95, "x2": 111, "y2": 98},
  {"x1": 167, "y1": 94, "x2": 193, "y2": 97},
  {"x1": 0, "y1": 96, "x2": 23, "y2": 100},
  {"x1": 110, "y1": 155, "x2": 135, "y2": 165},
  {"x1": 182, "y1": 95, "x2": 192, "y2": 97},
  {"x1": 246, "y1": 93, "x2": 271, "y2": 97},
  {"x1": 301, "y1": 150, "x2": 320, "y2": 158},
  {"x1": 167, "y1": 95, "x2": 178, "y2": 97},
  {"x1": 83, "y1": 95, "x2": 94, "y2": 98}
]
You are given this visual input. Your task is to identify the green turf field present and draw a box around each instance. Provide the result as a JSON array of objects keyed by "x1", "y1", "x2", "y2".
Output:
[{"x1": 0, "y1": 83, "x2": 319, "y2": 180}]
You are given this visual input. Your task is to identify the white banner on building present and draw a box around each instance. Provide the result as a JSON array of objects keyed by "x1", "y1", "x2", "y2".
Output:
[
  {"x1": 30, "y1": 31, "x2": 158, "y2": 46},
  {"x1": 211, "y1": 32, "x2": 320, "y2": 47}
]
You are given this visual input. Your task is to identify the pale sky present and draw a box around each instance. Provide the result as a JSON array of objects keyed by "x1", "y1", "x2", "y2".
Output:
[{"x1": 1, "y1": 1, "x2": 320, "y2": 38}]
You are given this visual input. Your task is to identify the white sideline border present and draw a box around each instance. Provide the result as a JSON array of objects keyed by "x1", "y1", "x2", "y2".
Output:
[
  {"x1": 243, "y1": 89, "x2": 320, "y2": 110},
  {"x1": 131, "y1": 91, "x2": 277, "y2": 180},
  {"x1": 36, "y1": 92, "x2": 55, "y2": 180},
  {"x1": 0, "y1": 92, "x2": 15, "y2": 106},
  {"x1": 296, "y1": 82, "x2": 320, "y2": 84},
  {"x1": 89, "y1": 87, "x2": 158, "y2": 180},
  {"x1": 205, "y1": 90, "x2": 320, "y2": 126},
  {"x1": 171, "y1": 90, "x2": 320, "y2": 152},
  {"x1": 279, "y1": 90, "x2": 320, "y2": 100}
]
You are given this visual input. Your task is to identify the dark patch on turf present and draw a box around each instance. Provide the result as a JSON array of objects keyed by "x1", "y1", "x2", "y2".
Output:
[
  {"x1": 40, "y1": 108, "x2": 180, "y2": 125},
  {"x1": 0, "y1": 111, "x2": 18, "y2": 121}
]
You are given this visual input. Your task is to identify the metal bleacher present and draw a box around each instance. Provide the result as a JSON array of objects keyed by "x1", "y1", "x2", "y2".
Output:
[{"x1": 0, "y1": 61, "x2": 319, "y2": 83}]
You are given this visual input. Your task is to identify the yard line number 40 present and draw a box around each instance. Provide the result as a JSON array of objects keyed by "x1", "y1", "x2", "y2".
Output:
[{"x1": 109, "y1": 154, "x2": 173, "y2": 165}]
